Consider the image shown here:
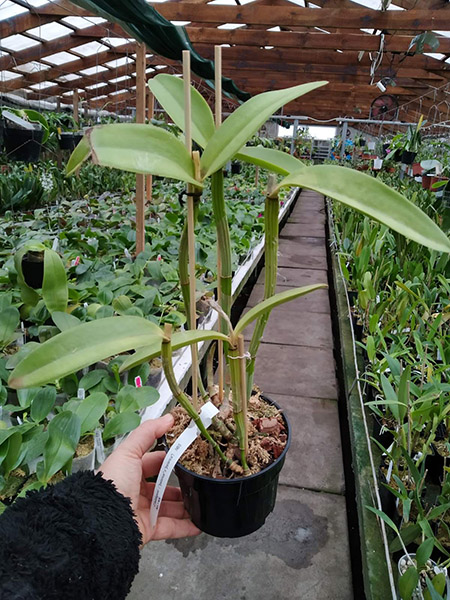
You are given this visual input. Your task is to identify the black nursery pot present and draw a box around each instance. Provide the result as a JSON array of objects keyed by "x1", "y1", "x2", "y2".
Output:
[
  {"x1": 21, "y1": 251, "x2": 44, "y2": 289},
  {"x1": 231, "y1": 161, "x2": 242, "y2": 174},
  {"x1": 59, "y1": 132, "x2": 83, "y2": 150},
  {"x1": 4, "y1": 128, "x2": 43, "y2": 162},
  {"x1": 401, "y1": 150, "x2": 417, "y2": 165},
  {"x1": 174, "y1": 398, "x2": 291, "y2": 538}
]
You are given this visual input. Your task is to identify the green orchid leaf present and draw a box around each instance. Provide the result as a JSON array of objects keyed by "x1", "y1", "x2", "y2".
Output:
[
  {"x1": 116, "y1": 385, "x2": 159, "y2": 413},
  {"x1": 103, "y1": 412, "x2": 141, "y2": 442},
  {"x1": 66, "y1": 135, "x2": 91, "y2": 175},
  {"x1": 425, "y1": 573, "x2": 446, "y2": 599},
  {"x1": 30, "y1": 387, "x2": 56, "y2": 423},
  {"x1": 272, "y1": 165, "x2": 450, "y2": 253},
  {"x1": 416, "y1": 537, "x2": 435, "y2": 569},
  {"x1": 148, "y1": 74, "x2": 215, "y2": 148},
  {"x1": 200, "y1": 81, "x2": 327, "y2": 178},
  {"x1": 40, "y1": 411, "x2": 81, "y2": 482},
  {"x1": 75, "y1": 392, "x2": 108, "y2": 435},
  {"x1": 365, "y1": 505, "x2": 400, "y2": 535},
  {"x1": 8, "y1": 316, "x2": 164, "y2": 389},
  {"x1": 68, "y1": 124, "x2": 199, "y2": 186},
  {"x1": 234, "y1": 285, "x2": 327, "y2": 336},
  {"x1": 23, "y1": 110, "x2": 49, "y2": 143},
  {"x1": 398, "y1": 567, "x2": 419, "y2": 600},
  {"x1": 52, "y1": 311, "x2": 81, "y2": 332},
  {"x1": 2, "y1": 432, "x2": 22, "y2": 478},
  {"x1": 119, "y1": 329, "x2": 229, "y2": 373},
  {"x1": 236, "y1": 146, "x2": 305, "y2": 175},
  {"x1": 14, "y1": 246, "x2": 41, "y2": 307},
  {"x1": 42, "y1": 249, "x2": 68, "y2": 314},
  {"x1": 0, "y1": 307, "x2": 20, "y2": 349}
]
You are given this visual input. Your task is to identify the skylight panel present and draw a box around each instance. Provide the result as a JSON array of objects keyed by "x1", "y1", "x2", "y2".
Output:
[
  {"x1": 110, "y1": 90, "x2": 125, "y2": 96},
  {"x1": 0, "y1": 2, "x2": 27, "y2": 21},
  {"x1": 44, "y1": 51, "x2": 75, "y2": 65},
  {"x1": 25, "y1": 1, "x2": 51, "y2": 6},
  {"x1": 1, "y1": 70, "x2": 23, "y2": 80},
  {"x1": 217, "y1": 23, "x2": 245, "y2": 29},
  {"x1": 79, "y1": 65, "x2": 108, "y2": 76},
  {"x1": 62, "y1": 16, "x2": 106, "y2": 29},
  {"x1": 146, "y1": 67, "x2": 155, "y2": 73},
  {"x1": 27, "y1": 22, "x2": 73, "y2": 41},
  {"x1": 267, "y1": 26, "x2": 281, "y2": 32},
  {"x1": 425, "y1": 53, "x2": 446, "y2": 60},
  {"x1": 72, "y1": 41, "x2": 109, "y2": 57},
  {"x1": 102, "y1": 37, "x2": 130, "y2": 47},
  {"x1": 154, "y1": 65, "x2": 167, "y2": 70},
  {"x1": 86, "y1": 82, "x2": 107, "y2": 90},
  {"x1": 1, "y1": 34, "x2": 40, "y2": 51},
  {"x1": 14, "y1": 61, "x2": 51, "y2": 74},
  {"x1": 29, "y1": 81, "x2": 56, "y2": 90},
  {"x1": 56, "y1": 74, "x2": 81, "y2": 82},
  {"x1": 109, "y1": 75, "x2": 132, "y2": 84},
  {"x1": 104, "y1": 56, "x2": 134, "y2": 69},
  {"x1": 171, "y1": 21, "x2": 191, "y2": 26}
]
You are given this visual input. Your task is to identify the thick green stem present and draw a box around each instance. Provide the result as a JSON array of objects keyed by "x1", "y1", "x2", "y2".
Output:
[
  {"x1": 161, "y1": 328, "x2": 229, "y2": 464},
  {"x1": 211, "y1": 170, "x2": 232, "y2": 323},
  {"x1": 228, "y1": 335, "x2": 249, "y2": 474},
  {"x1": 178, "y1": 200, "x2": 200, "y2": 329},
  {"x1": 246, "y1": 192, "x2": 279, "y2": 398}
]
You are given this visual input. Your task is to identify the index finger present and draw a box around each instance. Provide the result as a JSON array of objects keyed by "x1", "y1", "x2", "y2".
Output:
[{"x1": 118, "y1": 414, "x2": 174, "y2": 459}]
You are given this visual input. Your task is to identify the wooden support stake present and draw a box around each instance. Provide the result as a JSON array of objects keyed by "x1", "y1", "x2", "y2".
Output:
[
  {"x1": 183, "y1": 50, "x2": 199, "y2": 410},
  {"x1": 146, "y1": 90, "x2": 155, "y2": 204},
  {"x1": 214, "y1": 45, "x2": 224, "y2": 404},
  {"x1": 135, "y1": 42, "x2": 147, "y2": 255},
  {"x1": 73, "y1": 90, "x2": 79, "y2": 125}
]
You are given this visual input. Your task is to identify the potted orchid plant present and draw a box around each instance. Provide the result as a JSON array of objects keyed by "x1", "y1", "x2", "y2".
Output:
[{"x1": 7, "y1": 76, "x2": 450, "y2": 538}]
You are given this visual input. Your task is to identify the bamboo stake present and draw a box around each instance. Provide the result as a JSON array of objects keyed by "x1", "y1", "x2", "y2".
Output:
[
  {"x1": 135, "y1": 42, "x2": 147, "y2": 255},
  {"x1": 146, "y1": 90, "x2": 155, "y2": 204},
  {"x1": 183, "y1": 50, "x2": 199, "y2": 411},
  {"x1": 215, "y1": 45, "x2": 225, "y2": 404}
]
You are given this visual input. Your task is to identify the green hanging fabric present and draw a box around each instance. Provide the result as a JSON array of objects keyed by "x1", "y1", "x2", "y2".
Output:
[{"x1": 71, "y1": 0, "x2": 251, "y2": 102}]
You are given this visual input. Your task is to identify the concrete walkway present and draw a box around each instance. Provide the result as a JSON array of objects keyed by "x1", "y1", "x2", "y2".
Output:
[{"x1": 128, "y1": 192, "x2": 353, "y2": 600}]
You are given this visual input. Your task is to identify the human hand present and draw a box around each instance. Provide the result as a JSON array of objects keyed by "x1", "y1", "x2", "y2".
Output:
[{"x1": 99, "y1": 414, "x2": 200, "y2": 545}]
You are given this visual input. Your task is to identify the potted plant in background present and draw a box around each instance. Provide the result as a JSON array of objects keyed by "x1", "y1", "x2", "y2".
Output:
[
  {"x1": 402, "y1": 116, "x2": 424, "y2": 165},
  {"x1": 1, "y1": 108, "x2": 49, "y2": 162},
  {"x1": 7, "y1": 76, "x2": 450, "y2": 538}
]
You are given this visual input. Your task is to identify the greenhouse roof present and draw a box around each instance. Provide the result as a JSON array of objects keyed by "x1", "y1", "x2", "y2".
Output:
[{"x1": 1, "y1": 0, "x2": 450, "y2": 123}]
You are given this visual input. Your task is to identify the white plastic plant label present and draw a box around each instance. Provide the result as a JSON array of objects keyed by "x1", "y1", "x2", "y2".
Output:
[
  {"x1": 77, "y1": 388, "x2": 85, "y2": 400},
  {"x1": 95, "y1": 428, "x2": 106, "y2": 465},
  {"x1": 150, "y1": 402, "x2": 219, "y2": 529}
]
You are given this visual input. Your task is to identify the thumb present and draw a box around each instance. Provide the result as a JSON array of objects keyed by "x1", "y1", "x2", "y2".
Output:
[{"x1": 118, "y1": 414, "x2": 174, "y2": 458}]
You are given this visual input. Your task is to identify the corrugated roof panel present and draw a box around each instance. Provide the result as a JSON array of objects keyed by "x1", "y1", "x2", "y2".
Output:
[
  {"x1": 56, "y1": 73, "x2": 82, "y2": 82},
  {"x1": 79, "y1": 65, "x2": 109, "y2": 76},
  {"x1": 45, "y1": 52, "x2": 78, "y2": 65},
  {"x1": 29, "y1": 81, "x2": 56, "y2": 90},
  {"x1": 62, "y1": 16, "x2": 107, "y2": 29},
  {"x1": 104, "y1": 56, "x2": 134, "y2": 69},
  {"x1": 0, "y1": 1, "x2": 27, "y2": 21},
  {"x1": 109, "y1": 75, "x2": 132, "y2": 83},
  {"x1": 72, "y1": 41, "x2": 109, "y2": 56},
  {"x1": 1, "y1": 70, "x2": 23, "y2": 80},
  {"x1": 14, "y1": 61, "x2": 51, "y2": 73},
  {"x1": 27, "y1": 22, "x2": 73, "y2": 41},
  {"x1": 86, "y1": 81, "x2": 108, "y2": 90},
  {"x1": 102, "y1": 37, "x2": 131, "y2": 47},
  {"x1": 1, "y1": 34, "x2": 40, "y2": 51}
]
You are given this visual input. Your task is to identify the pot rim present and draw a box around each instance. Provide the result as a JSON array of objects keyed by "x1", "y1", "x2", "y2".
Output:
[{"x1": 173, "y1": 394, "x2": 291, "y2": 485}]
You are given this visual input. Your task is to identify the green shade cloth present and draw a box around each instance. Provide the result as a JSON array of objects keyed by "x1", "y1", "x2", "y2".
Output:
[{"x1": 71, "y1": 0, "x2": 251, "y2": 102}]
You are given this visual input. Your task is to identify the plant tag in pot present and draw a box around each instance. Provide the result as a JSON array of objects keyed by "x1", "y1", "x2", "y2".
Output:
[
  {"x1": 95, "y1": 427, "x2": 106, "y2": 465},
  {"x1": 150, "y1": 401, "x2": 219, "y2": 528}
]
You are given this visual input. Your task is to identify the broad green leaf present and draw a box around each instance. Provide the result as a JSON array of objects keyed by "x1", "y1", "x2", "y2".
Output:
[
  {"x1": 200, "y1": 81, "x2": 327, "y2": 178},
  {"x1": 14, "y1": 246, "x2": 40, "y2": 306},
  {"x1": 112, "y1": 295, "x2": 133, "y2": 315},
  {"x1": 416, "y1": 537, "x2": 435, "y2": 569},
  {"x1": 234, "y1": 285, "x2": 327, "y2": 336},
  {"x1": 103, "y1": 411, "x2": 140, "y2": 442},
  {"x1": 42, "y1": 249, "x2": 68, "y2": 314},
  {"x1": 119, "y1": 329, "x2": 229, "y2": 372},
  {"x1": 0, "y1": 307, "x2": 20, "y2": 348},
  {"x1": 2, "y1": 432, "x2": 22, "y2": 478},
  {"x1": 41, "y1": 411, "x2": 81, "y2": 482},
  {"x1": 116, "y1": 385, "x2": 159, "y2": 413},
  {"x1": 17, "y1": 387, "x2": 40, "y2": 409},
  {"x1": 52, "y1": 311, "x2": 81, "y2": 331},
  {"x1": 398, "y1": 567, "x2": 419, "y2": 600},
  {"x1": 30, "y1": 387, "x2": 56, "y2": 423},
  {"x1": 66, "y1": 134, "x2": 91, "y2": 175},
  {"x1": 425, "y1": 573, "x2": 446, "y2": 600},
  {"x1": 23, "y1": 109, "x2": 49, "y2": 143},
  {"x1": 148, "y1": 74, "x2": 215, "y2": 148},
  {"x1": 70, "y1": 124, "x2": 199, "y2": 186},
  {"x1": 8, "y1": 316, "x2": 164, "y2": 389},
  {"x1": 366, "y1": 335, "x2": 376, "y2": 362},
  {"x1": 273, "y1": 166, "x2": 450, "y2": 253},
  {"x1": 381, "y1": 374, "x2": 400, "y2": 422},
  {"x1": 75, "y1": 392, "x2": 108, "y2": 435},
  {"x1": 236, "y1": 146, "x2": 305, "y2": 175},
  {"x1": 79, "y1": 369, "x2": 106, "y2": 391},
  {"x1": 428, "y1": 502, "x2": 450, "y2": 520}
]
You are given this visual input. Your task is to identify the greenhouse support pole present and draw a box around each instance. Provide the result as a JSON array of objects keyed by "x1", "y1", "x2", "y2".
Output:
[
  {"x1": 135, "y1": 42, "x2": 147, "y2": 255},
  {"x1": 73, "y1": 91, "x2": 79, "y2": 125},
  {"x1": 290, "y1": 118, "x2": 298, "y2": 155},
  {"x1": 146, "y1": 90, "x2": 155, "y2": 204}
]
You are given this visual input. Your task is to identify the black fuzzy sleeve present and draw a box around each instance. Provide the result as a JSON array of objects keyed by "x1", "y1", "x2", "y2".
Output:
[{"x1": 0, "y1": 471, "x2": 142, "y2": 600}]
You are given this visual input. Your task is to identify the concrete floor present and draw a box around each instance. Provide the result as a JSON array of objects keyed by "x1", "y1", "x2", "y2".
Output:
[{"x1": 128, "y1": 192, "x2": 353, "y2": 600}]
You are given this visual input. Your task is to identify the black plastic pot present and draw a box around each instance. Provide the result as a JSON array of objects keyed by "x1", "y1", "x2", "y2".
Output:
[
  {"x1": 401, "y1": 150, "x2": 417, "y2": 165},
  {"x1": 21, "y1": 251, "x2": 44, "y2": 289},
  {"x1": 174, "y1": 397, "x2": 290, "y2": 537},
  {"x1": 4, "y1": 127, "x2": 43, "y2": 162},
  {"x1": 58, "y1": 132, "x2": 83, "y2": 151},
  {"x1": 231, "y1": 161, "x2": 241, "y2": 175}
]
